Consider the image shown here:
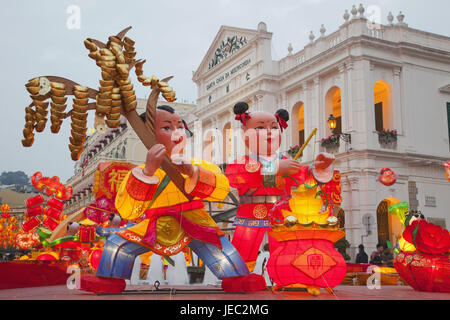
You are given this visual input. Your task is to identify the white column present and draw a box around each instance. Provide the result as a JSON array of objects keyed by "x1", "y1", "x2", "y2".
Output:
[
  {"x1": 346, "y1": 60, "x2": 355, "y2": 131},
  {"x1": 392, "y1": 67, "x2": 403, "y2": 134}
]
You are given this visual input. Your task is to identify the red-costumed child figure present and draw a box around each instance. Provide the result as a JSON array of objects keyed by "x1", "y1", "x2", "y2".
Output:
[{"x1": 225, "y1": 102, "x2": 336, "y2": 272}]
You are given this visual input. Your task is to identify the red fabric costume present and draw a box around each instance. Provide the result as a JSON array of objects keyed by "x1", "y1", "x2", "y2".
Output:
[{"x1": 225, "y1": 155, "x2": 312, "y2": 271}]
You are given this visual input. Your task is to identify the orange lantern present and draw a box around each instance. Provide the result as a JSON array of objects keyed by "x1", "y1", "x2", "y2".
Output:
[{"x1": 1, "y1": 204, "x2": 10, "y2": 213}]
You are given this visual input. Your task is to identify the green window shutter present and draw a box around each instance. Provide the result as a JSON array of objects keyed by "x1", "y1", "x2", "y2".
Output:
[{"x1": 375, "y1": 102, "x2": 383, "y2": 132}]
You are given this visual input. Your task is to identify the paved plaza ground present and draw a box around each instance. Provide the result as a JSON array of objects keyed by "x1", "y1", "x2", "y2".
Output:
[{"x1": 0, "y1": 284, "x2": 449, "y2": 300}]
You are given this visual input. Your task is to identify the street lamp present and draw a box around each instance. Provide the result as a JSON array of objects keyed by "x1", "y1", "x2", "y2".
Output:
[{"x1": 327, "y1": 114, "x2": 351, "y2": 144}]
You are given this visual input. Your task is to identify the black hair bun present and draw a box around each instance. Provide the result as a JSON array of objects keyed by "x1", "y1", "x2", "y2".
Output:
[
  {"x1": 275, "y1": 109, "x2": 289, "y2": 122},
  {"x1": 234, "y1": 102, "x2": 249, "y2": 115}
]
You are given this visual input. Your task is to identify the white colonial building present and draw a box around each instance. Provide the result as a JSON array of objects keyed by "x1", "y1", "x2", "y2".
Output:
[{"x1": 190, "y1": 5, "x2": 450, "y2": 260}]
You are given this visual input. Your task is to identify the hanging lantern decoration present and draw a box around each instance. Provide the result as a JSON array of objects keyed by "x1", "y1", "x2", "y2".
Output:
[
  {"x1": 378, "y1": 167, "x2": 397, "y2": 186},
  {"x1": 31, "y1": 172, "x2": 73, "y2": 200},
  {"x1": 78, "y1": 219, "x2": 97, "y2": 243},
  {"x1": 443, "y1": 161, "x2": 450, "y2": 182},
  {"x1": 266, "y1": 171, "x2": 347, "y2": 295}
]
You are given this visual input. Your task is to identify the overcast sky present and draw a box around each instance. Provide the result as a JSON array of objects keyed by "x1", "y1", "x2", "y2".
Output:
[{"x1": 0, "y1": 0, "x2": 449, "y2": 183}]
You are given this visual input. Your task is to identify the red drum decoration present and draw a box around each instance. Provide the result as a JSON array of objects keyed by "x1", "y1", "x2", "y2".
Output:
[
  {"x1": 43, "y1": 217, "x2": 59, "y2": 231},
  {"x1": 44, "y1": 207, "x2": 63, "y2": 221},
  {"x1": 25, "y1": 194, "x2": 45, "y2": 208},
  {"x1": 47, "y1": 197, "x2": 65, "y2": 211},
  {"x1": 267, "y1": 235, "x2": 347, "y2": 289},
  {"x1": 79, "y1": 225, "x2": 96, "y2": 243},
  {"x1": 26, "y1": 205, "x2": 44, "y2": 218},
  {"x1": 22, "y1": 217, "x2": 41, "y2": 232},
  {"x1": 394, "y1": 252, "x2": 450, "y2": 293}
]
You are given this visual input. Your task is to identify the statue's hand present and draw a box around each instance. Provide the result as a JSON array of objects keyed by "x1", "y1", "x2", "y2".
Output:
[
  {"x1": 171, "y1": 154, "x2": 195, "y2": 177},
  {"x1": 143, "y1": 144, "x2": 166, "y2": 176},
  {"x1": 278, "y1": 159, "x2": 301, "y2": 176}
]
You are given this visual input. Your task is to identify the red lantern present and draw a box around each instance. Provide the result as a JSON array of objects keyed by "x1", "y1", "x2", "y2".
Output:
[
  {"x1": 26, "y1": 205, "x2": 44, "y2": 218},
  {"x1": 394, "y1": 252, "x2": 450, "y2": 292},
  {"x1": 43, "y1": 217, "x2": 59, "y2": 231},
  {"x1": 26, "y1": 194, "x2": 45, "y2": 208},
  {"x1": 44, "y1": 207, "x2": 63, "y2": 221},
  {"x1": 267, "y1": 229, "x2": 347, "y2": 292},
  {"x1": 378, "y1": 168, "x2": 397, "y2": 186},
  {"x1": 22, "y1": 217, "x2": 41, "y2": 232},
  {"x1": 47, "y1": 197, "x2": 65, "y2": 211},
  {"x1": 78, "y1": 225, "x2": 96, "y2": 243}
]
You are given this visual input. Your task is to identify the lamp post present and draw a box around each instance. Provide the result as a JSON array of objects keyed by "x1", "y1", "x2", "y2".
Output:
[{"x1": 327, "y1": 114, "x2": 351, "y2": 144}]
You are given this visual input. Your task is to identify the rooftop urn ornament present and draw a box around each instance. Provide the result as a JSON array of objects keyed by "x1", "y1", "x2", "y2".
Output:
[
  {"x1": 397, "y1": 11, "x2": 407, "y2": 26},
  {"x1": 351, "y1": 5, "x2": 358, "y2": 18},
  {"x1": 343, "y1": 9, "x2": 350, "y2": 22},
  {"x1": 387, "y1": 12, "x2": 394, "y2": 26},
  {"x1": 309, "y1": 31, "x2": 315, "y2": 43},
  {"x1": 320, "y1": 24, "x2": 326, "y2": 37},
  {"x1": 358, "y1": 4, "x2": 365, "y2": 17},
  {"x1": 287, "y1": 43, "x2": 293, "y2": 55},
  {"x1": 257, "y1": 21, "x2": 267, "y2": 32}
]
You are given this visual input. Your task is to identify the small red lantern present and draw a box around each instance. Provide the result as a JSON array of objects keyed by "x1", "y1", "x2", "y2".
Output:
[
  {"x1": 78, "y1": 219, "x2": 96, "y2": 243},
  {"x1": 42, "y1": 217, "x2": 59, "y2": 231},
  {"x1": 47, "y1": 197, "x2": 65, "y2": 211},
  {"x1": 26, "y1": 194, "x2": 45, "y2": 208},
  {"x1": 22, "y1": 216, "x2": 41, "y2": 232},
  {"x1": 378, "y1": 168, "x2": 397, "y2": 186},
  {"x1": 44, "y1": 207, "x2": 63, "y2": 221},
  {"x1": 26, "y1": 205, "x2": 44, "y2": 218}
]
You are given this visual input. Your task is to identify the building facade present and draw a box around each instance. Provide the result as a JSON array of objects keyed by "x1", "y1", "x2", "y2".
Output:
[{"x1": 190, "y1": 6, "x2": 450, "y2": 260}]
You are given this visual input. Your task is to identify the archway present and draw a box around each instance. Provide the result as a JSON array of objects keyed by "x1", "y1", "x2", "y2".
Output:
[
  {"x1": 325, "y1": 86, "x2": 342, "y2": 135},
  {"x1": 222, "y1": 122, "x2": 231, "y2": 164},
  {"x1": 291, "y1": 102, "x2": 305, "y2": 147},
  {"x1": 376, "y1": 198, "x2": 403, "y2": 247},
  {"x1": 335, "y1": 207, "x2": 345, "y2": 229},
  {"x1": 373, "y1": 81, "x2": 393, "y2": 131}
]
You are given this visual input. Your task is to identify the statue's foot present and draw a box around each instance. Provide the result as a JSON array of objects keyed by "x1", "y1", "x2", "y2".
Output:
[
  {"x1": 221, "y1": 273, "x2": 266, "y2": 292},
  {"x1": 79, "y1": 274, "x2": 126, "y2": 294}
]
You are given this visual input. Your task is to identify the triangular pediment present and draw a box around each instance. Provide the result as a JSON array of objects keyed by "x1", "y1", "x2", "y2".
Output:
[{"x1": 194, "y1": 25, "x2": 258, "y2": 79}]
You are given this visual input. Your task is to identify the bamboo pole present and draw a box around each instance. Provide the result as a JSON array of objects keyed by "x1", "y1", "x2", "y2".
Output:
[{"x1": 294, "y1": 128, "x2": 317, "y2": 160}]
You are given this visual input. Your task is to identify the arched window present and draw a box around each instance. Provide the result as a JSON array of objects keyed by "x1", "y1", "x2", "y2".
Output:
[
  {"x1": 325, "y1": 86, "x2": 342, "y2": 135},
  {"x1": 291, "y1": 102, "x2": 305, "y2": 147},
  {"x1": 373, "y1": 81, "x2": 393, "y2": 131}
]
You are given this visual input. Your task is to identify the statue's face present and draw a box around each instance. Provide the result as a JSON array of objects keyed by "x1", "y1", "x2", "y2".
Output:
[
  {"x1": 155, "y1": 109, "x2": 186, "y2": 156},
  {"x1": 242, "y1": 111, "x2": 281, "y2": 156}
]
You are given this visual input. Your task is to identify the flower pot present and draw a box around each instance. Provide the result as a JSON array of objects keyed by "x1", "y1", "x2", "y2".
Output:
[
  {"x1": 394, "y1": 251, "x2": 450, "y2": 293},
  {"x1": 323, "y1": 144, "x2": 340, "y2": 154}
]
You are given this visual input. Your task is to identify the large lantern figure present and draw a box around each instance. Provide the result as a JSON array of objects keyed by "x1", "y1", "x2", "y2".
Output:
[{"x1": 266, "y1": 175, "x2": 347, "y2": 296}]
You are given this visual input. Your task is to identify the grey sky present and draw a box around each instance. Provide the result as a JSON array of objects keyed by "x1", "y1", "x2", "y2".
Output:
[{"x1": 0, "y1": 0, "x2": 449, "y2": 183}]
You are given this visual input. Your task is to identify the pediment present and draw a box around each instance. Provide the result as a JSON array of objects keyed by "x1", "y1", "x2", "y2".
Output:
[{"x1": 194, "y1": 25, "x2": 258, "y2": 79}]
